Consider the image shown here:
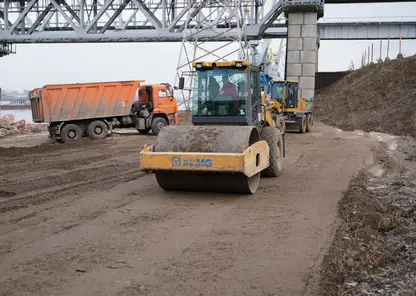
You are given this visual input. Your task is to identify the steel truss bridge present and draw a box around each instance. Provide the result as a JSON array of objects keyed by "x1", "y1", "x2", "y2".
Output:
[{"x1": 0, "y1": 0, "x2": 415, "y2": 44}]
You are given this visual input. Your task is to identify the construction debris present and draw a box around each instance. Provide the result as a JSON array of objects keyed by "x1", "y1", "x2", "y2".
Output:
[{"x1": 0, "y1": 114, "x2": 47, "y2": 138}]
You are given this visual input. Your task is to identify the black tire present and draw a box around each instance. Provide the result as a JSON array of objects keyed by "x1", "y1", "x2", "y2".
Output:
[
  {"x1": 87, "y1": 120, "x2": 108, "y2": 139},
  {"x1": 151, "y1": 117, "x2": 168, "y2": 136},
  {"x1": 60, "y1": 123, "x2": 82, "y2": 142},
  {"x1": 297, "y1": 114, "x2": 307, "y2": 133},
  {"x1": 260, "y1": 126, "x2": 284, "y2": 177},
  {"x1": 306, "y1": 114, "x2": 313, "y2": 132},
  {"x1": 138, "y1": 128, "x2": 151, "y2": 134}
]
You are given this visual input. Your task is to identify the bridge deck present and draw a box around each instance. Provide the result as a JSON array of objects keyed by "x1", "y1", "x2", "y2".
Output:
[{"x1": 1, "y1": 20, "x2": 415, "y2": 43}]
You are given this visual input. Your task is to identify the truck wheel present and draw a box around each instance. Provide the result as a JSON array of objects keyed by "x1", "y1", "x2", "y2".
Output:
[
  {"x1": 138, "y1": 128, "x2": 151, "y2": 134},
  {"x1": 151, "y1": 117, "x2": 168, "y2": 135},
  {"x1": 60, "y1": 124, "x2": 82, "y2": 142},
  {"x1": 297, "y1": 114, "x2": 307, "y2": 133},
  {"x1": 306, "y1": 114, "x2": 313, "y2": 132},
  {"x1": 260, "y1": 126, "x2": 284, "y2": 177},
  {"x1": 87, "y1": 120, "x2": 108, "y2": 139}
]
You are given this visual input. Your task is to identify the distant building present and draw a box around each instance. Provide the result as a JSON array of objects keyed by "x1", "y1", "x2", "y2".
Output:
[{"x1": 0, "y1": 89, "x2": 31, "y2": 109}]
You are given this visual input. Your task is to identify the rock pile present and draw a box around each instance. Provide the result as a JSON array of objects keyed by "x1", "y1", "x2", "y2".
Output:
[{"x1": 0, "y1": 114, "x2": 47, "y2": 138}]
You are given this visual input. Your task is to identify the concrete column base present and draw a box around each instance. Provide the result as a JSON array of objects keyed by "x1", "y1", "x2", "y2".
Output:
[{"x1": 286, "y1": 11, "x2": 318, "y2": 103}]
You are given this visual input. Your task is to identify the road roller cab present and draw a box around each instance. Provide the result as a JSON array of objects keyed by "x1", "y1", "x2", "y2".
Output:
[
  {"x1": 188, "y1": 61, "x2": 263, "y2": 127},
  {"x1": 139, "y1": 60, "x2": 285, "y2": 194}
]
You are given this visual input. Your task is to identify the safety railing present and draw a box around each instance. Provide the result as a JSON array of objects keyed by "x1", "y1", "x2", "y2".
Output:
[
  {"x1": 318, "y1": 16, "x2": 416, "y2": 24},
  {"x1": 282, "y1": 0, "x2": 324, "y2": 5}
]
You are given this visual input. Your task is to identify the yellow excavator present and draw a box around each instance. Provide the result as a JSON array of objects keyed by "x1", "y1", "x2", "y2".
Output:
[
  {"x1": 269, "y1": 80, "x2": 313, "y2": 133},
  {"x1": 139, "y1": 60, "x2": 286, "y2": 194}
]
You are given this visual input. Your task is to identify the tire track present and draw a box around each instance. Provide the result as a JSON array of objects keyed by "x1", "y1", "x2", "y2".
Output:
[
  {"x1": 0, "y1": 167, "x2": 146, "y2": 214},
  {"x1": 0, "y1": 174, "x2": 160, "y2": 257}
]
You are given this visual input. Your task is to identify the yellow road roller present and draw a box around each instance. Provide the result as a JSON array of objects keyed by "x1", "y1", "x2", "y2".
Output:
[{"x1": 139, "y1": 60, "x2": 286, "y2": 194}]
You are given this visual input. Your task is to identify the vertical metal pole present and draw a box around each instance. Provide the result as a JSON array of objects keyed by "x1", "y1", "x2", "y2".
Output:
[
  {"x1": 364, "y1": 49, "x2": 366, "y2": 65},
  {"x1": 55, "y1": 3, "x2": 59, "y2": 27},
  {"x1": 387, "y1": 38, "x2": 390, "y2": 58},
  {"x1": 367, "y1": 46, "x2": 370, "y2": 65},
  {"x1": 171, "y1": 0, "x2": 175, "y2": 23},
  {"x1": 20, "y1": 0, "x2": 25, "y2": 34},
  {"x1": 162, "y1": 0, "x2": 166, "y2": 27},
  {"x1": 4, "y1": 0, "x2": 9, "y2": 30},
  {"x1": 134, "y1": 1, "x2": 136, "y2": 25},
  {"x1": 379, "y1": 39, "x2": 382, "y2": 60},
  {"x1": 93, "y1": 0, "x2": 97, "y2": 32},
  {"x1": 371, "y1": 43, "x2": 373, "y2": 63},
  {"x1": 80, "y1": 0, "x2": 84, "y2": 29},
  {"x1": 36, "y1": 0, "x2": 39, "y2": 23},
  {"x1": 399, "y1": 33, "x2": 402, "y2": 54}
]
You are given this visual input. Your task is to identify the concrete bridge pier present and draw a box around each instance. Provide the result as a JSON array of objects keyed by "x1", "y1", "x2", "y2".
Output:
[{"x1": 283, "y1": 2, "x2": 324, "y2": 108}]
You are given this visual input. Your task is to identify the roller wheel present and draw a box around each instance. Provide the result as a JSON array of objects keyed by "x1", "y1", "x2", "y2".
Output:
[
  {"x1": 87, "y1": 120, "x2": 108, "y2": 139},
  {"x1": 60, "y1": 123, "x2": 82, "y2": 142},
  {"x1": 306, "y1": 114, "x2": 313, "y2": 132},
  {"x1": 155, "y1": 171, "x2": 260, "y2": 194},
  {"x1": 260, "y1": 126, "x2": 284, "y2": 177},
  {"x1": 138, "y1": 128, "x2": 151, "y2": 134},
  {"x1": 152, "y1": 125, "x2": 262, "y2": 194},
  {"x1": 151, "y1": 117, "x2": 168, "y2": 135},
  {"x1": 297, "y1": 114, "x2": 307, "y2": 133}
]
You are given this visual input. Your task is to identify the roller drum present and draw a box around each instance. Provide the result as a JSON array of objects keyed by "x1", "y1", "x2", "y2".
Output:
[{"x1": 153, "y1": 125, "x2": 261, "y2": 194}]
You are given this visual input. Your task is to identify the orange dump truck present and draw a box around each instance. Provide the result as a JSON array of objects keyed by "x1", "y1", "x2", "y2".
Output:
[{"x1": 29, "y1": 80, "x2": 179, "y2": 142}]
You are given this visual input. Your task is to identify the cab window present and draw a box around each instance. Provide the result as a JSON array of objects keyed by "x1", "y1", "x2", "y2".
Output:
[{"x1": 158, "y1": 89, "x2": 171, "y2": 98}]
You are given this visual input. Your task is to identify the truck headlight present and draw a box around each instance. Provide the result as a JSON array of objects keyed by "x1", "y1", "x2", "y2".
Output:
[
  {"x1": 235, "y1": 62, "x2": 243, "y2": 67},
  {"x1": 196, "y1": 63, "x2": 203, "y2": 68}
]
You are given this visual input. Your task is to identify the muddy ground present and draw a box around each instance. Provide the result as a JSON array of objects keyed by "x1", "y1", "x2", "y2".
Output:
[{"x1": 0, "y1": 123, "x2": 412, "y2": 296}]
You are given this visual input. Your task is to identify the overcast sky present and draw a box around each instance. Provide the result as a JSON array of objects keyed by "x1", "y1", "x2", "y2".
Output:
[{"x1": 1, "y1": 2, "x2": 415, "y2": 91}]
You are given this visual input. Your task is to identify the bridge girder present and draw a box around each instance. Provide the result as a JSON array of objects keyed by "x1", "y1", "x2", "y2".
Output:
[
  {"x1": 1, "y1": 0, "x2": 415, "y2": 44},
  {"x1": 0, "y1": 0, "x2": 290, "y2": 43}
]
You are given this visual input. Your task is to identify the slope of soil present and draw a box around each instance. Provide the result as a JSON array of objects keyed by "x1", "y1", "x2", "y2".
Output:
[
  {"x1": 313, "y1": 56, "x2": 416, "y2": 137},
  {"x1": 319, "y1": 136, "x2": 416, "y2": 296}
]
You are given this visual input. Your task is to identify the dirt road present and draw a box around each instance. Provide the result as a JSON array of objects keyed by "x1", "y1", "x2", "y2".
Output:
[{"x1": 0, "y1": 123, "x2": 377, "y2": 296}]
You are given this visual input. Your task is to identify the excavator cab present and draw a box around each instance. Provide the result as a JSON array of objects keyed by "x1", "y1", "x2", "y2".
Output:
[{"x1": 270, "y1": 80, "x2": 299, "y2": 109}]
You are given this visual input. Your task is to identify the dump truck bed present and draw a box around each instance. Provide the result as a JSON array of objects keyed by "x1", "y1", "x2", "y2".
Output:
[{"x1": 29, "y1": 80, "x2": 144, "y2": 123}]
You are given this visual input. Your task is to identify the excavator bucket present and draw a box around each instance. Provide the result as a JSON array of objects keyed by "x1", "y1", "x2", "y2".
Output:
[{"x1": 139, "y1": 125, "x2": 270, "y2": 194}]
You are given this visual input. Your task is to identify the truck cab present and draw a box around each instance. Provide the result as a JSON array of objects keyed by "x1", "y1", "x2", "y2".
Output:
[{"x1": 134, "y1": 83, "x2": 179, "y2": 135}]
